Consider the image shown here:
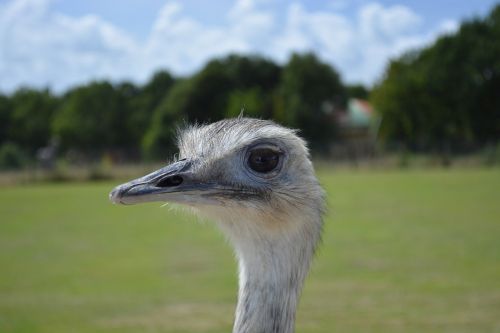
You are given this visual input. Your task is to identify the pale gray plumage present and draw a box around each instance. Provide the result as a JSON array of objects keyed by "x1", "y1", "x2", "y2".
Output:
[{"x1": 110, "y1": 117, "x2": 325, "y2": 333}]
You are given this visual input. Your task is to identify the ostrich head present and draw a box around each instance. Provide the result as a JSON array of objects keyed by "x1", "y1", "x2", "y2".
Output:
[{"x1": 110, "y1": 118, "x2": 324, "y2": 333}]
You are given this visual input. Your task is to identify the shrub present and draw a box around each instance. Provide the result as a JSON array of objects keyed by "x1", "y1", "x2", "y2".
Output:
[{"x1": 0, "y1": 142, "x2": 29, "y2": 170}]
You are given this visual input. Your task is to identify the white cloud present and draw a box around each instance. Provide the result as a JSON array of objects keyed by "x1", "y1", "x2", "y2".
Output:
[
  {"x1": 0, "y1": 0, "x2": 458, "y2": 92},
  {"x1": 437, "y1": 19, "x2": 459, "y2": 34},
  {"x1": 0, "y1": 0, "x2": 138, "y2": 91},
  {"x1": 359, "y1": 3, "x2": 422, "y2": 41},
  {"x1": 328, "y1": 0, "x2": 352, "y2": 11}
]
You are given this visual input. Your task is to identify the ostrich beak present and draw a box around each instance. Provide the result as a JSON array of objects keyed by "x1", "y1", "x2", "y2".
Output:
[{"x1": 109, "y1": 159, "x2": 213, "y2": 205}]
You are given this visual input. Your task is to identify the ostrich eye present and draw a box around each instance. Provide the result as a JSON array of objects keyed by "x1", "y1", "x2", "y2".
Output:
[{"x1": 248, "y1": 148, "x2": 280, "y2": 173}]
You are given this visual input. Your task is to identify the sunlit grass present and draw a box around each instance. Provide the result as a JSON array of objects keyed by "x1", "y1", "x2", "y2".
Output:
[{"x1": 1, "y1": 168, "x2": 499, "y2": 332}]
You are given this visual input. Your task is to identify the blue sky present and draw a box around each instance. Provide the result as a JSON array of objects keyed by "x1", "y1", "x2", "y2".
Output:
[{"x1": 0, "y1": 0, "x2": 498, "y2": 92}]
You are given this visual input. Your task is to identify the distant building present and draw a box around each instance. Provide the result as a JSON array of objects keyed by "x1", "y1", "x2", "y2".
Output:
[{"x1": 331, "y1": 98, "x2": 381, "y2": 159}]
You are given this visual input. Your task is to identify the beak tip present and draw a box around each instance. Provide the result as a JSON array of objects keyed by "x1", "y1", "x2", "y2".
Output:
[{"x1": 109, "y1": 186, "x2": 123, "y2": 205}]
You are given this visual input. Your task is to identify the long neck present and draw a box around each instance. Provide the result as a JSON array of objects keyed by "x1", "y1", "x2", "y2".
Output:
[
  {"x1": 198, "y1": 204, "x2": 322, "y2": 333},
  {"x1": 231, "y1": 224, "x2": 318, "y2": 333}
]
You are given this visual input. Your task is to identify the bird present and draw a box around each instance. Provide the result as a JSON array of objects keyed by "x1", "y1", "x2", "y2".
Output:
[{"x1": 109, "y1": 117, "x2": 325, "y2": 333}]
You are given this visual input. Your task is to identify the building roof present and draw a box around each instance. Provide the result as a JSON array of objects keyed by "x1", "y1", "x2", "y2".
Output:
[{"x1": 339, "y1": 98, "x2": 378, "y2": 128}]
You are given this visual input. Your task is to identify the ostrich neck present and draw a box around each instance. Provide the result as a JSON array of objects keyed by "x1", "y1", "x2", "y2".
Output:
[
  {"x1": 199, "y1": 205, "x2": 322, "y2": 333},
  {"x1": 231, "y1": 227, "x2": 317, "y2": 333}
]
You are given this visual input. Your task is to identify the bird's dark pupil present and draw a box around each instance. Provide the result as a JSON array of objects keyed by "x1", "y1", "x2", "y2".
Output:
[{"x1": 248, "y1": 149, "x2": 279, "y2": 173}]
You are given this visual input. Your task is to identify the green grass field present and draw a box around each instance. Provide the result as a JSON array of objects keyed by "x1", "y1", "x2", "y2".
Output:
[{"x1": 1, "y1": 168, "x2": 499, "y2": 333}]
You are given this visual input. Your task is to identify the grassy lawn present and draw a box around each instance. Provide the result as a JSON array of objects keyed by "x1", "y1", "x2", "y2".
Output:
[{"x1": 1, "y1": 168, "x2": 499, "y2": 332}]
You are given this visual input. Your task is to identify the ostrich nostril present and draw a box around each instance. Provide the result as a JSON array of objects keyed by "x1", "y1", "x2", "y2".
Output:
[{"x1": 156, "y1": 175, "x2": 183, "y2": 188}]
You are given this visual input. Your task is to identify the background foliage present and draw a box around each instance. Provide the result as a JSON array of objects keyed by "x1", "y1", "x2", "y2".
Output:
[
  {"x1": 0, "y1": 5, "x2": 499, "y2": 167},
  {"x1": 371, "y1": 5, "x2": 500, "y2": 152}
]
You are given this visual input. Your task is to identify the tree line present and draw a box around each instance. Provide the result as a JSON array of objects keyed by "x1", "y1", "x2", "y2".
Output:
[
  {"x1": 0, "y1": 53, "x2": 350, "y2": 167},
  {"x1": 0, "y1": 4, "x2": 498, "y2": 169},
  {"x1": 372, "y1": 4, "x2": 500, "y2": 152}
]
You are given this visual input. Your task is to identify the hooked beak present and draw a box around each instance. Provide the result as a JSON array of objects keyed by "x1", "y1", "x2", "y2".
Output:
[{"x1": 109, "y1": 159, "x2": 213, "y2": 205}]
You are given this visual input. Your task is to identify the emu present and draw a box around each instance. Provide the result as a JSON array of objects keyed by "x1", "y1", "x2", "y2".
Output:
[{"x1": 109, "y1": 117, "x2": 324, "y2": 333}]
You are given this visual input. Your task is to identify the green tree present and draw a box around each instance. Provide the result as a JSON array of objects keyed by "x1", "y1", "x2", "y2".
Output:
[
  {"x1": 144, "y1": 55, "x2": 281, "y2": 158},
  {"x1": 53, "y1": 81, "x2": 129, "y2": 152},
  {"x1": 372, "y1": 4, "x2": 500, "y2": 150},
  {"x1": 280, "y1": 53, "x2": 346, "y2": 149},
  {"x1": 346, "y1": 84, "x2": 370, "y2": 100},
  {"x1": 179, "y1": 54, "x2": 280, "y2": 122},
  {"x1": 0, "y1": 142, "x2": 29, "y2": 170},
  {"x1": 127, "y1": 71, "x2": 175, "y2": 143},
  {"x1": 9, "y1": 88, "x2": 58, "y2": 152},
  {"x1": 142, "y1": 79, "x2": 191, "y2": 159},
  {"x1": 0, "y1": 94, "x2": 12, "y2": 144},
  {"x1": 225, "y1": 88, "x2": 266, "y2": 118}
]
